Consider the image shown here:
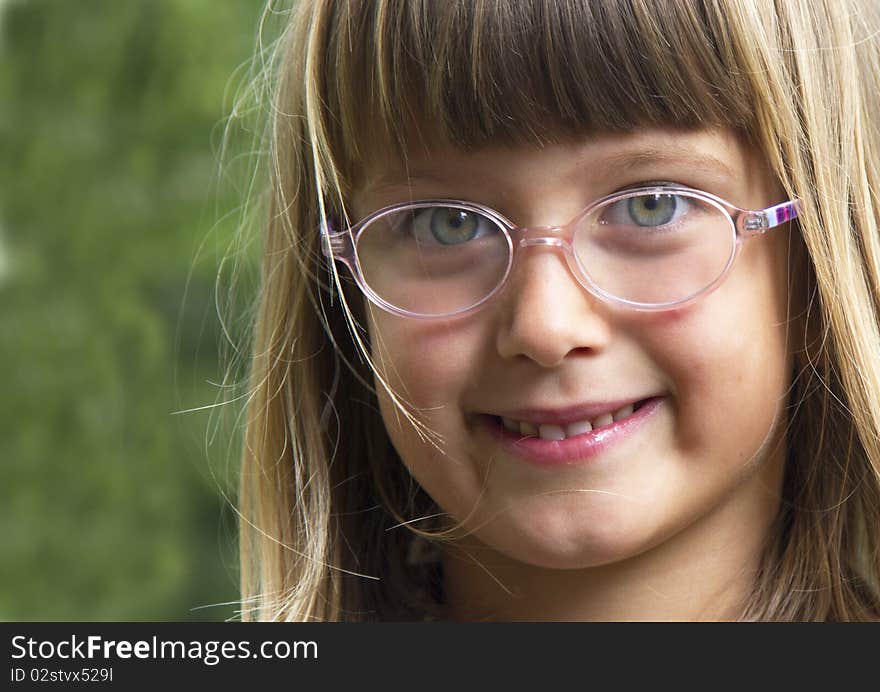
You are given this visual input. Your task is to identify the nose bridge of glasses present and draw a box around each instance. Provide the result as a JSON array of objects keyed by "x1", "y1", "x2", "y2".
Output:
[
  {"x1": 514, "y1": 224, "x2": 570, "y2": 249},
  {"x1": 507, "y1": 223, "x2": 599, "y2": 306}
]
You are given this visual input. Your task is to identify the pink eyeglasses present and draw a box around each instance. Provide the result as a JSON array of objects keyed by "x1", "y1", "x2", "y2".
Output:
[{"x1": 321, "y1": 185, "x2": 801, "y2": 318}]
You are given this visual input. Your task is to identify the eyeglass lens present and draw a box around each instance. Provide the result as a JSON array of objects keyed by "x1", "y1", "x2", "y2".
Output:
[{"x1": 355, "y1": 191, "x2": 735, "y2": 316}]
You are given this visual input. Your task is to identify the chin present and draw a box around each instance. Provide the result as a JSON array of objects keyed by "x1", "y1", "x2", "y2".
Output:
[{"x1": 470, "y1": 504, "x2": 661, "y2": 570}]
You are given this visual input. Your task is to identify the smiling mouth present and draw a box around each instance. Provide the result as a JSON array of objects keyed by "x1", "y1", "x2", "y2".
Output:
[{"x1": 490, "y1": 398, "x2": 655, "y2": 441}]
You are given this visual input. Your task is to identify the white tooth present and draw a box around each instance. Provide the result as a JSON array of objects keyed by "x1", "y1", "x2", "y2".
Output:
[
  {"x1": 612, "y1": 404, "x2": 634, "y2": 422},
  {"x1": 565, "y1": 419, "x2": 593, "y2": 437},
  {"x1": 592, "y1": 413, "x2": 614, "y2": 429},
  {"x1": 520, "y1": 421, "x2": 538, "y2": 436},
  {"x1": 538, "y1": 424, "x2": 566, "y2": 441},
  {"x1": 502, "y1": 417, "x2": 520, "y2": 432}
]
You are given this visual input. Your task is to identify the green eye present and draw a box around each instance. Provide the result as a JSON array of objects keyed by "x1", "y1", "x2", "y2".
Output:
[
  {"x1": 627, "y1": 194, "x2": 677, "y2": 226},
  {"x1": 428, "y1": 208, "x2": 480, "y2": 245},
  {"x1": 398, "y1": 205, "x2": 499, "y2": 248}
]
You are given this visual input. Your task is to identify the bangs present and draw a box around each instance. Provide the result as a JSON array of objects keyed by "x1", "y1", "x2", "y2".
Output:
[{"x1": 313, "y1": 0, "x2": 761, "y2": 176}]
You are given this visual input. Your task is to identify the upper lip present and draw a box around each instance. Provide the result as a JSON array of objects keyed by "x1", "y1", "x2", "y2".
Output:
[{"x1": 488, "y1": 396, "x2": 659, "y2": 426}]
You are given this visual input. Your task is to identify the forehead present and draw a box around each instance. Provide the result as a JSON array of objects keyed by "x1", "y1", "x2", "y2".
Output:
[{"x1": 354, "y1": 128, "x2": 771, "y2": 207}]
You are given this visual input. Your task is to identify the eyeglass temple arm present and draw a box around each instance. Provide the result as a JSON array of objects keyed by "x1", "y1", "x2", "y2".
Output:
[
  {"x1": 741, "y1": 200, "x2": 802, "y2": 236},
  {"x1": 320, "y1": 219, "x2": 355, "y2": 260}
]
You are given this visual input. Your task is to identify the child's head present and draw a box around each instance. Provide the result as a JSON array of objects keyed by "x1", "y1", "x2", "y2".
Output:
[{"x1": 237, "y1": 0, "x2": 880, "y2": 620}]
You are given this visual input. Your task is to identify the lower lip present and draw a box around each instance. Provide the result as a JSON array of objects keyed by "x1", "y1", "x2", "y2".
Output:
[{"x1": 478, "y1": 396, "x2": 664, "y2": 467}]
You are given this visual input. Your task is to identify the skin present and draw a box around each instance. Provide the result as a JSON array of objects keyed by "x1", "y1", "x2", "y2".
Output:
[{"x1": 352, "y1": 128, "x2": 798, "y2": 621}]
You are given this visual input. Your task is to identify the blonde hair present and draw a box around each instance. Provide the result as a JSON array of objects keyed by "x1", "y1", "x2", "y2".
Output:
[{"x1": 230, "y1": 0, "x2": 880, "y2": 621}]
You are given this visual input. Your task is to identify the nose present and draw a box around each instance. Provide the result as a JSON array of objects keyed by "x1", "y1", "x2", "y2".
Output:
[{"x1": 494, "y1": 243, "x2": 613, "y2": 367}]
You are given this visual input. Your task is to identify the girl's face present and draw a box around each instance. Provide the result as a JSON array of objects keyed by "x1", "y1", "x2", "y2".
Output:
[{"x1": 354, "y1": 128, "x2": 796, "y2": 571}]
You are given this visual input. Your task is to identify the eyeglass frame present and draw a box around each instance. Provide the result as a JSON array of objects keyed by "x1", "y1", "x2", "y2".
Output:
[{"x1": 320, "y1": 185, "x2": 801, "y2": 319}]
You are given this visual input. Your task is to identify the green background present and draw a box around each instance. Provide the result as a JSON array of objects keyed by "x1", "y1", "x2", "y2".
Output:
[{"x1": 1, "y1": 0, "x2": 266, "y2": 620}]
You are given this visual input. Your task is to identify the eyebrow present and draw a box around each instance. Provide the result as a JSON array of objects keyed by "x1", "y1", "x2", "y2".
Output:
[
  {"x1": 359, "y1": 169, "x2": 457, "y2": 201},
  {"x1": 361, "y1": 144, "x2": 739, "y2": 199},
  {"x1": 595, "y1": 147, "x2": 738, "y2": 180}
]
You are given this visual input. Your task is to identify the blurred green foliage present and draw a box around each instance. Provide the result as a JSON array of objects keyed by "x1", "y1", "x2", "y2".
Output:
[{"x1": 0, "y1": 0, "x2": 265, "y2": 620}]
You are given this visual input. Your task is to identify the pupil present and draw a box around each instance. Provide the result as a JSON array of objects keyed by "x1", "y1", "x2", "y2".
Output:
[
  {"x1": 627, "y1": 194, "x2": 676, "y2": 226},
  {"x1": 448, "y1": 212, "x2": 466, "y2": 227},
  {"x1": 429, "y1": 207, "x2": 480, "y2": 244}
]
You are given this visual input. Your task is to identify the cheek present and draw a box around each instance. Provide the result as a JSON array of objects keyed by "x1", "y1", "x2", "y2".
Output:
[
  {"x1": 643, "y1": 238, "x2": 793, "y2": 456},
  {"x1": 367, "y1": 309, "x2": 492, "y2": 516},
  {"x1": 367, "y1": 309, "x2": 485, "y2": 408}
]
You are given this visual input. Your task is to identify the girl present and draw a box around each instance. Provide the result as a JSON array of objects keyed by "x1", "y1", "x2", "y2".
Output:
[{"x1": 232, "y1": 0, "x2": 880, "y2": 621}]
